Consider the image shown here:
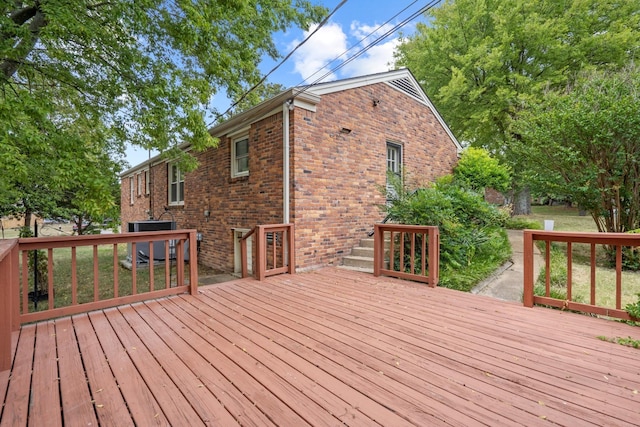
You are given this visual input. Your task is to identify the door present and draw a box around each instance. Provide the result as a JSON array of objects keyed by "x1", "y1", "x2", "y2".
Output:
[
  {"x1": 234, "y1": 229, "x2": 253, "y2": 275},
  {"x1": 386, "y1": 143, "x2": 402, "y2": 201}
]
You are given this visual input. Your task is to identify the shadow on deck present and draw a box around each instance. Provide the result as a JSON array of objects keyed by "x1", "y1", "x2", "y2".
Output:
[{"x1": 1, "y1": 267, "x2": 639, "y2": 426}]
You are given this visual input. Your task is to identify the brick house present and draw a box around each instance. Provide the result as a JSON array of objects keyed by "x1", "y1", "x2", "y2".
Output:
[{"x1": 120, "y1": 69, "x2": 461, "y2": 273}]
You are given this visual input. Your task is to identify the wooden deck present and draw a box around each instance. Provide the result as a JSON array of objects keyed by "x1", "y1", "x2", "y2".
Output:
[{"x1": 1, "y1": 267, "x2": 639, "y2": 426}]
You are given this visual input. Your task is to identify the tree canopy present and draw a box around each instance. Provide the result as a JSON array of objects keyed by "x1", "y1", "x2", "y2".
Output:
[
  {"x1": 1, "y1": 0, "x2": 326, "y2": 224},
  {"x1": 513, "y1": 65, "x2": 640, "y2": 233},
  {"x1": 395, "y1": 0, "x2": 640, "y2": 212}
]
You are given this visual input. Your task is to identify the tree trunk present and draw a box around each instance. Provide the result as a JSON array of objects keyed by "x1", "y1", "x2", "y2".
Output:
[
  {"x1": 512, "y1": 186, "x2": 531, "y2": 216},
  {"x1": 24, "y1": 210, "x2": 32, "y2": 228}
]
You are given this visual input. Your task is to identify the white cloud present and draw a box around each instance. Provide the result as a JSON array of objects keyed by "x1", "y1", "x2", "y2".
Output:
[
  {"x1": 290, "y1": 22, "x2": 347, "y2": 83},
  {"x1": 290, "y1": 21, "x2": 400, "y2": 83}
]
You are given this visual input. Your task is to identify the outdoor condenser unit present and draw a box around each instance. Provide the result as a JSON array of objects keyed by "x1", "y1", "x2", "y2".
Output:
[{"x1": 127, "y1": 220, "x2": 190, "y2": 264}]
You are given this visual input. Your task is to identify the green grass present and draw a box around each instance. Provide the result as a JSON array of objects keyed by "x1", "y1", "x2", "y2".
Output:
[{"x1": 514, "y1": 205, "x2": 598, "y2": 232}]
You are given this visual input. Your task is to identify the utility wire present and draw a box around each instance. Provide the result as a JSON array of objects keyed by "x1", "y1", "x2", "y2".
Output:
[
  {"x1": 293, "y1": 0, "x2": 442, "y2": 100},
  {"x1": 293, "y1": 0, "x2": 421, "y2": 89},
  {"x1": 208, "y1": 0, "x2": 348, "y2": 125}
]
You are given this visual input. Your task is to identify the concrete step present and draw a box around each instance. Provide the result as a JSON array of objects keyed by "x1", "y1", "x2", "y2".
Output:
[
  {"x1": 342, "y1": 255, "x2": 374, "y2": 270},
  {"x1": 359, "y1": 238, "x2": 375, "y2": 248},
  {"x1": 338, "y1": 265, "x2": 374, "y2": 274},
  {"x1": 350, "y1": 246, "x2": 374, "y2": 258}
]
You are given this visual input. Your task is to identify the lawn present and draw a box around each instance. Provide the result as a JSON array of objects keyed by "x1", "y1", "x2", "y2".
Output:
[{"x1": 516, "y1": 206, "x2": 640, "y2": 310}]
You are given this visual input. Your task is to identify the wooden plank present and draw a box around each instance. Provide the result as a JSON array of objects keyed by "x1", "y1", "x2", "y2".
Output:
[
  {"x1": 272, "y1": 270, "x2": 632, "y2": 424},
  {"x1": 139, "y1": 300, "x2": 277, "y2": 427},
  {"x1": 154, "y1": 297, "x2": 314, "y2": 426},
  {"x1": 212, "y1": 283, "x2": 531, "y2": 426},
  {"x1": 0, "y1": 325, "x2": 36, "y2": 427},
  {"x1": 178, "y1": 295, "x2": 391, "y2": 427},
  {"x1": 54, "y1": 317, "x2": 98, "y2": 426},
  {"x1": 87, "y1": 310, "x2": 168, "y2": 425},
  {"x1": 29, "y1": 321, "x2": 62, "y2": 427},
  {"x1": 105, "y1": 304, "x2": 218, "y2": 426},
  {"x1": 72, "y1": 313, "x2": 133, "y2": 426}
]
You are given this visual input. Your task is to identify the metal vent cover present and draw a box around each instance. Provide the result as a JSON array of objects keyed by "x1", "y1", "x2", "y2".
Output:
[{"x1": 387, "y1": 76, "x2": 425, "y2": 102}]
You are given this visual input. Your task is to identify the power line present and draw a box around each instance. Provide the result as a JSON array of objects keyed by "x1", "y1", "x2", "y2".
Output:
[
  {"x1": 293, "y1": 0, "x2": 421, "y2": 88},
  {"x1": 293, "y1": 0, "x2": 442, "y2": 99},
  {"x1": 208, "y1": 0, "x2": 348, "y2": 126}
]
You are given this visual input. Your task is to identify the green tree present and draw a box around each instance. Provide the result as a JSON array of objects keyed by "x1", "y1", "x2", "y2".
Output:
[
  {"x1": 453, "y1": 147, "x2": 511, "y2": 193},
  {"x1": 1, "y1": 0, "x2": 325, "y2": 223},
  {"x1": 513, "y1": 65, "x2": 640, "y2": 234},
  {"x1": 395, "y1": 0, "x2": 640, "y2": 214}
]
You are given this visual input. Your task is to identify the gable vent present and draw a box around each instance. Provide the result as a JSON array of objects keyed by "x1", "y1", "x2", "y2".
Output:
[{"x1": 387, "y1": 77, "x2": 426, "y2": 103}]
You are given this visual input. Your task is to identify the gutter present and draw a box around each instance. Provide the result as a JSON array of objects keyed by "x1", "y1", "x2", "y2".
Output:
[{"x1": 283, "y1": 101, "x2": 291, "y2": 224}]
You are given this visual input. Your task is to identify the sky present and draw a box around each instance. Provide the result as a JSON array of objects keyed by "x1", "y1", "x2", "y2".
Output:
[{"x1": 124, "y1": 0, "x2": 433, "y2": 167}]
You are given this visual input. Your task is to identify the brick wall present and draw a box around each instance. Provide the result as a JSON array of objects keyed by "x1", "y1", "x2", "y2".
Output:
[
  {"x1": 120, "y1": 170, "x2": 151, "y2": 227},
  {"x1": 120, "y1": 81, "x2": 459, "y2": 274},
  {"x1": 291, "y1": 83, "x2": 459, "y2": 270}
]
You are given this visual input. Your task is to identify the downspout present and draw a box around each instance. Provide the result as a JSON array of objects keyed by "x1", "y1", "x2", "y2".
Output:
[{"x1": 283, "y1": 100, "x2": 291, "y2": 224}]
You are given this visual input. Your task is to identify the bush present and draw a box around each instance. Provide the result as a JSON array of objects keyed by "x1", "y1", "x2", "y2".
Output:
[
  {"x1": 384, "y1": 178, "x2": 511, "y2": 291},
  {"x1": 504, "y1": 217, "x2": 542, "y2": 230}
]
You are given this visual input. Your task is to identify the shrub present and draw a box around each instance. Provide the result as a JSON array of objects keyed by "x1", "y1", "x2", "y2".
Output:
[
  {"x1": 384, "y1": 178, "x2": 511, "y2": 291},
  {"x1": 504, "y1": 217, "x2": 542, "y2": 230}
]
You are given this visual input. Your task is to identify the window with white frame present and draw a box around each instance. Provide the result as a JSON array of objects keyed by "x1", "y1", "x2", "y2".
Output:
[
  {"x1": 129, "y1": 177, "x2": 135, "y2": 205},
  {"x1": 231, "y1": 135, "x2": 249, "y2": 177},
  {"x1": 137, "y1": 173, "x2": 142, "y2": 196},
  {"x1": 168, "y1": 163, "x2": 184, "y2": 204},
  {"x1": 144, "y1": 170, "x2": 150, "y2": 195}
]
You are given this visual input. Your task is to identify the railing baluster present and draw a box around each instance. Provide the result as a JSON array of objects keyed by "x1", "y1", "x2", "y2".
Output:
[
  {"x1": 47, "y1": 248, "x2": 54, "y2": 309},
  {"x1": 71, "y1": 247, "x2": 77, "y2": 305},
  {"x1": 545, "y1": 241, "x2": 550, "y2": 297},
  {"x1": 590, "y1": 243, "x2": 596, "y2": 306},
  {"x1": 165, "y1": 240, "x2": 170, "y2": 289},
  {"x1": 615, "y1": 245, "x2": 622, "y2": 309},
  {"x1": 131, "y1": 242, "x2": 137, "y2": 295},
  {"x1": 148, "y1": 242, "x2": 154, "y2": 292},
  {"x1": 113, "y1": 244, "x2": 119, "y2": 298},
  {"x1": 176, "y1": 239, "x2": 184, "y2": 287},
  {"x1": 93, "y1": 245, "x2": 99, "y2": 302},
  {"x1": 21, "y1": 251, "x2": 28, "y2": 314},
  {"x1": 410, "y1": 232, "x2": 415, "y2": 274},
  {"x1": 566, "y1": 242, "x2": 572, "y2": 302},
  {"x1": 421, "y1": 231, "x2": 426, "y2": 276}
]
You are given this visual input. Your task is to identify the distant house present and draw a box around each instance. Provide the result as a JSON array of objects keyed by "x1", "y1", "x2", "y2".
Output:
[{"x1": 120, "y1": 68, "x2": 461, "y2": 274}]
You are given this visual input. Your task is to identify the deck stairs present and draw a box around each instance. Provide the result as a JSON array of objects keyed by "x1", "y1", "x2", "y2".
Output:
[{"x1": 340, "y1": 236, "x2": 376, "y2": 273}]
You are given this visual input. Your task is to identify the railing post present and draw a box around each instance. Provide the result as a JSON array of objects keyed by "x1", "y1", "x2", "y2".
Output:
[
  {"x1": 287, "y1": 224, "x2": 295, "y2": 275},
  {"x1": 11, "y1": 243, "x2": 20, "y2": 332},
  {"x1": 1, "y1": 240, "x2": 18, "y2": 371},
  {"x1": 429, "y1": 228, "x2": 439, "y2": 287},
  {"x1": 373, "y1": 224, "x2": 381, "y2": 277},
  {"x1": 257, "y1": 225, "x2": 266, "y2": 281},
  {"x1": 189, "y1": 230, "x2": 198, "y2": 295},
  {"x1": 523, "y1": 230, "x2": 534, "y2": 307}
]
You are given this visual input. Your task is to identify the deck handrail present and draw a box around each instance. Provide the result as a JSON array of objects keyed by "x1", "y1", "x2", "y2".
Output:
[
  {"x1": 523, "y1": 230, "x2": 640, "y2": 320},
  {"x1": 373, "y1": 224, "x2": 439, "y2": 286},
  {"x1": 240, "y1": 224, "x2": 295, "y2": 280},
  {"x1": 10, "y1": 230, "x2": 198, "y2": 324}
]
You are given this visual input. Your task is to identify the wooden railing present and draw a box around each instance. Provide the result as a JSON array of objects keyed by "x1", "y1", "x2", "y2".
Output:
[
  {"x1": 0, "y1": 239, "x2": 19, "y2": 371},
  {"x1": 373, "y1": 224, "x2": 439, "y2": 286},
  {"x1": 0, "y1": 229, "x2": 198, "y2": 349},
  {"x1": 240, "y1": 224, "x2": 295, "y2": 280},
  {"x1": 524, "y1": 230, "x2": 640, "y2": 320}
]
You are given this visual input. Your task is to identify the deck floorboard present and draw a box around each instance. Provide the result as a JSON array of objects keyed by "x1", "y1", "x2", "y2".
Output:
[{"x1": 2, "y1": 267, "x2": 639, "y2": 426}]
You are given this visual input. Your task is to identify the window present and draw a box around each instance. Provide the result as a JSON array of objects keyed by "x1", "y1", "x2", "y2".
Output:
[
  {"x1": 137, "y1": 173, "x2": 142, "y2": 196},
  {"x1": 169, "y1": 163, "x2": 184, "y2": 204},
  {"x1": 144, "y1": 170, "x2": 150, "y2": 195},
  {"x1": 386, "y1": 142, "x2": 402, "y2": 201},
  {"x1": 129, "y1": 177, "x2": 134, "y2": 205},
  {"x1": 232, "y1": 136, "x2": 249, "y2": 177}
]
